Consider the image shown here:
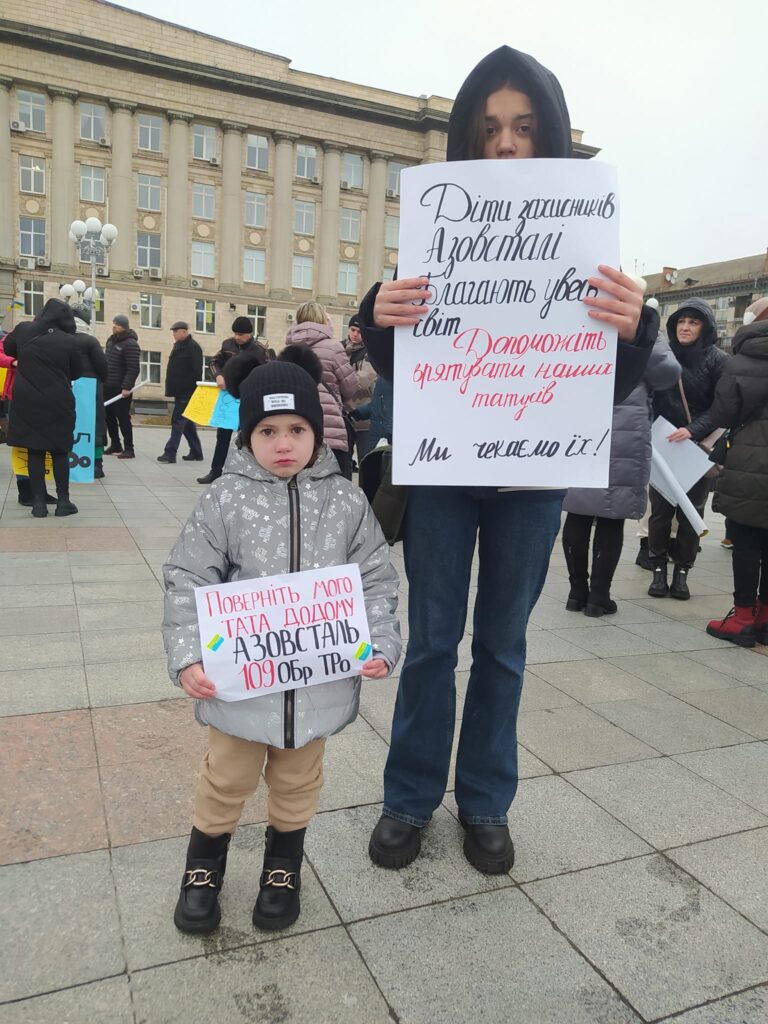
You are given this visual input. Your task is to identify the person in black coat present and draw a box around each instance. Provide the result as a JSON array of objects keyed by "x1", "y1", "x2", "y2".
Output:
[
  {"x1": 705, "y1": 298, "x2": 768, "y2": 646},
  {"x1": 71, "y1": 302, "x2": 108, "y2": 479},
  {"x1": 647, "y1": 298, "x2": 728, "y2": 599},
  {"x1": 104, "y1": 314, "x2": 141, "y2": 458},
  {"x1": 4, "y1": 298, "x2": 82, "y2": 517},
  {"x1": 158, "y1": 321, "x2": 204, "y2": 464}
]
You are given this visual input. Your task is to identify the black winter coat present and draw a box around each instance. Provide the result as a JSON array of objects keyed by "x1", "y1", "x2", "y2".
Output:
[
  {"x1": 105, "y1": 329, "x2": 141, "y2": 389},
  {"x1": 652, "y1": 299, "x2": 728, "y2": 440},
  {"x1": 710, "y1": 321, "x2": 768, "y2": 529},
  {"x1": 209, "y1": 336, "x2": 260, "y2": 377},
  {"x1": 165, "y1": 336, "x2": 204, "y2": 398},
  {"x1": 5, "y1": 299, "x2": 82, "y2": 453}
]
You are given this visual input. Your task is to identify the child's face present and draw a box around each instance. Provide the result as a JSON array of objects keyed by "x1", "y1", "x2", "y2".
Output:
[
  {"x1": 676, "y1": 316, "x2": 704, "y2": 345},
  {"x1": 250, "y1": 415, "x2": 316, "y2": 478},
  {"x1": 483, "y1": 87, "x2": 536, "y2": 160}
]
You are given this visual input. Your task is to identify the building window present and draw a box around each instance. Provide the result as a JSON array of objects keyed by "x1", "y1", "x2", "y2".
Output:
[
  {"x1": 19, "y1": 217, "x2": 46, "y2": 258},
  {"x1": 17, "y1": 90, "x2": 46, "y2": 133},
  {"x1": 382, "y1": 267, "x2": 396, "y2": 282},
  {"x1": 192, "y1": 182, "x2": 215, "y2": 220},
  {"x1": 80, "y1": 165, "x2": 106, "y2": 203},
  {"x1": 385, "y1": 215, "x2": 400, "y2": 249},
  {"x1": 246, "y1": 134, "x2": 269, "y2": 172},
  {"x1": 247, "y1": 304, "x2": 267, "y2": 338},
  {"x1": 245, "y1": 191, "x2": 267, "y2": 228},
  {"x1": 342, "y1": 153, "x2": 363, "y2": 189},
  {"x1": 19, "y1": 155, "x2": 45, "y2": 194},
  {"x1": 140, "y1": 292, "x2": 162, "y2": 329},
  {"x1": 387, "y1": 161, "x2": 407, "y2": 197},
  {"x1": 138, "y1": 114, "x2": 162, "y2": 152},
  {"x1": 80, "y1": 102, "x2": 106, "y2": 142},
  {"x1": 243, "y1": 248, "x2": 266, "y2": 284},
  {"x1": 21, "y1": 279, "x2": 44, "y2": 316},
  {"x1": 296, "y1": 144, "x2": 317, "y2": 180},
  {"x1": 137, "y1": 173, "x2": 161, "y2": 212},
  {"x1": 292, "y1": 255, "x2": 313, "y2": 290},
  {"x1": 92, "y1": 290, "x2": 105, "y2": 324},
  {"x1": 294, "y1": 200, "x2": 316, "y2": 235},
  {"x1": 340, "y1": 207, "x2": 361, "y2": 243},
  {"x1": 193, "y1": 124, "x2": 217, "y2": 161},
  {"x1": 139, "y1": 350, "x2": 162, "y2": 384},
  {"x1": 195, "y1": 300, "x2": 216, "y2": 334},
  {"x1": 192, "y1": 241, "x2": 215, "y2": 278},
  {"x1": 715, "y1": 296, "x2": 730, "y2": 310},
  {"x1": 136, "y1": 232, "x2": 161, "y2": 269},
  {"x1": 338, "y1": 261, "x2": 358, "y2": 295}
]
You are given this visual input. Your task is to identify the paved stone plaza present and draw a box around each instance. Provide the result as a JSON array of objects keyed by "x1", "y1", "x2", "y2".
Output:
[{"x1": 1, "y1": 426, "x2": 767, "y2": 1024}]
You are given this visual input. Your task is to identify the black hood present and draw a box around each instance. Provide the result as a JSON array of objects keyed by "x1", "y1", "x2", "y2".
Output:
[
  {"x1": 36, "y1": 298, "x2": 76, "y2": 334},
  {"x1": 666, "y1": 298, "x2": 717, "y2": 364},
  {"x1": 732, "y1": 320, "x2": 768, "y2": 360},
  {"x1": 447, "y1": 46, "x2": 573, "y2": 162}
]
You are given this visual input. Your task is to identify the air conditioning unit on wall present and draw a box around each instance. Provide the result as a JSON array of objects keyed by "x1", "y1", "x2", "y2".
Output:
[
  {"x1": 191, "y1": 278, "x2": 203, "y2": 289},
  {"x1": 10, "y1": 119, "x2": 27, "y2": 133},
  {"x1": 98, "y1": 137, "x2": 110, "y2": 147},
  {"x1": 386, "y1": 188, "x2": 397, "y2": 199},
  {"x1": 17, "y1": 256, "x2": 35, "y2": 270},
  {"x1": 340, "y1": 180, "x2": 350, "y2": 190},
  {"x1": 148, "y1": 267, "x2": 162, "y2": 279},
  {"x1": 133, "y1": 268, "x2": 145, "y2": 278},
  {"x1": 130, "y1": 303, "x2": 140, "y2": 312},
  {"x1": 286, "y1": 312, "x2": 295, "y2": 322}
]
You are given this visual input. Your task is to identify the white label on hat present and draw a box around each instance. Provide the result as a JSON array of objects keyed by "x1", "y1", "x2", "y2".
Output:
[{"x1": 263, "y1": 393, "x2": 295, "y2": 411}]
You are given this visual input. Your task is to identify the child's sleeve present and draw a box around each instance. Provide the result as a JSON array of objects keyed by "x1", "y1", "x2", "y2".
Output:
[
  {"x1": 347, "y1": 499, "x2": 402, "y2": 673},
  {"x1": 162, "y1": 489, "x2": 230, "y2": 685}
]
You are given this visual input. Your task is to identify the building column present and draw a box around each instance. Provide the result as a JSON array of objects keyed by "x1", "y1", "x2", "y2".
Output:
[
  {"x1": 361, "y1": 150, "x2": 390, "y2": 290},
  {"x1": 220, "y1": 120, "x2": 246, "y2": 289},
  {"x1": 166, "y1": 110, "x2": 193, "y2": 283},
  {"x1": 269, "y1": 131, "x2": 297, "y2": 299},
  {"x1": 49, "y1": 86, "x2": 79, "y2": 271},
  {"x1": 107, "y1": 99, "x2": 136, "y2": 274},
  {"x1": 317, "y1": 144, "x2": 342, "y2": 304},
  {"x1": 0, "y1": 78, "x2": 13, "y2": 323}
]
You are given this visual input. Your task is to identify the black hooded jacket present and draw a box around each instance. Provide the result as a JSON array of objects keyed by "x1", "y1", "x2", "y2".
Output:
[
  {"x1": 358, "y1": 45, "x2": 657, "y2": 405},
  {"x1": 710, "y1": 320, "x2": 768, "y2": 529},
  {"x1": 652, "y1": 298, "x2": 728, "y2": 440},
  {"x1": 4, "y1": 298, "x2": 82, "y2": 453}
]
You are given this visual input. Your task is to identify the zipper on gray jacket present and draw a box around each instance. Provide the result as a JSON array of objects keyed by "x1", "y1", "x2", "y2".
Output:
[{"x1": 284, "y1": 476, "x2": 300, "y2": 749}]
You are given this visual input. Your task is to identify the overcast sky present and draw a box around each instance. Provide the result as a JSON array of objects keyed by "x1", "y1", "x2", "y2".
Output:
[{"x1": 120, "y1": 0, "x2": 767, "y2": 278}]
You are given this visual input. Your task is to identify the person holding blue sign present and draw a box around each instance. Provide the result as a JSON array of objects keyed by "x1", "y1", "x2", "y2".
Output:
[
  {"x1": 163, "y1": 346, "x2": 400, "y2": 935},
  {"x1": 359, "y1": 46, "x2": 659, "y2": 876}
]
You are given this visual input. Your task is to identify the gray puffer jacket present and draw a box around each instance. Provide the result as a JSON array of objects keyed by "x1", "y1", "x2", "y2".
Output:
[
  {"x1": 564, "y1": 333, "x2": 681, "y2": 520},
  {"x1": 162, "y1": 444, "x2": 401, "y2": 749}
]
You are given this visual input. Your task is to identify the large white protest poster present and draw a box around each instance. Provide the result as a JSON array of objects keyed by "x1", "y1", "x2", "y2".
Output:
[
  {"x1": 393, "y1": 159, "x2": 620, "y2": 486},
  {"x1": 194, "y1": 564, "x2": 373, "y2": 703}
]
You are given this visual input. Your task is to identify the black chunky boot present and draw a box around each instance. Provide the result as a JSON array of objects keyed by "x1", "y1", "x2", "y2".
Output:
[
  {"x1": 369, "y1": 815, "x2": 422, "y2": 868},
  {"x1": 635, "y1": 538, "x2": 654, "y2": 571},
  {"x1": 670, "y1": 565, "x2": 691, "y2": 600},
  {"x1": 252, "y1": 826, "x2": 304, "y2": 931},
  {"x1": 173, "y1": 827, "x2": 231, "y2": 934},
  {"x1": 584, "y1": 588, "x2": 618, "y2": 617},
  {"x1": 648, "y1": 562, "x2": 669, "y2": 598},
  {"x1": 55, "y1": 494, "x2": 79, "y2": 517},
  {"x1": 459, "y1": 816, "x2": 515, "y2": 874}
]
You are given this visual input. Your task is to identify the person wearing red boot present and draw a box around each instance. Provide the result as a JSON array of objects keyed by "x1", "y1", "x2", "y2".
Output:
[{"x1": 706, "y1": 297, "x2": 768, "y2": 647}]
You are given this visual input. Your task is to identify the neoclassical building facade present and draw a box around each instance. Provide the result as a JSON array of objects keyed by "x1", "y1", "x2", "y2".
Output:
[{"x1": 0, "y1": 0, "x2": 597, "y2": 398}]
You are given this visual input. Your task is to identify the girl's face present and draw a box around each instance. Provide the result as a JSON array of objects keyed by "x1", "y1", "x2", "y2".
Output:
[
  {"x1": 250, "y1": 415, "x2": 315, "y2": 478},
  {"x1": 483, "y1": 87, "x2": 536, "y2": 160}
]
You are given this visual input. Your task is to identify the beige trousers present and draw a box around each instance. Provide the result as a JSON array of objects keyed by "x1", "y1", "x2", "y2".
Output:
[{"x1": 193, "y1": 726, "x2": 326, "y2": 836}]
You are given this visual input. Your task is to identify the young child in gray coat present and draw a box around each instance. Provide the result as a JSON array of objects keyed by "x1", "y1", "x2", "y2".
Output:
[{"x1": 163, "y1": 346, "x2": 400, "y2": 934}]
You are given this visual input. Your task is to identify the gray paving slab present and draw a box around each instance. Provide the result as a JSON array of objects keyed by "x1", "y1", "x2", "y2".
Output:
[
  {"x1": 0, "y1": 850, "x2": 124, "y2": 1002},
  {"x1": 78, "y1": 600, "x2": 163, "y2": 632},
  {"x1": 619, "y1": 618, "x2": 732, "y2": 652},
  {"x1": 632, "y1": 594, "x2": 738, "y2": 621},
  {"x1": 667, "y1": 827, "x2": 768, "y2": 933},
  {"x1": 307, "y1": 805, "x2": 511, "y2": 922},
  {"x1": 350, "y1": 888, "x2": 642, "y2": 1024},
  {"x1": 609, "y1": 652, "x2": 750, "y2": 696},
  {"x1": 665, "y1": 985, "x2": 768, "y2": 1023},
  {"x1": 1, "y1": 632, "x2": 83, "y2": 671},
  {"x1": 680, "y1": 685, "x2": 768, "y2": 739},
  {"x1": 591, "y1": 693, "x2": 752, "y2": 754},
  {"x1": 685, "y1": 647, "x2": 768, "y2": 686},
  {"x1": 0, "y1": 977, "x2": 133, "y2": 1024},
  {"x1": 70, "y1": 561, "x2": 157, "y2": 582},
  {"x1": 1, "y1": 583, "x2": 75, "y2": 607},
  {"x1": 74, "y1": 579, "x2": 163, "y2": 604},
  {"x1": 518, "y1": 705, "x2": 660, "y2": 771},
  {"x1": 567, "y1": 757, "x2": 768, "y2": 848},
  {"x1": 0, "y1": 605, "x2": 79, "y2": 636},
  {"x1": 532, "y1": 658, "x2": 669, "y2": 704},
  {"x1": 551, "y1": 624, "x2": 669, "y2": 657},
  {"x1": 112, "y1": 826, "x2": 339, "y2": 971},
  {"x1": 130, "y1": 929, "x2": 393, "y2": 1024},
  {"x1": 85, "y1": 658, "x2": 183, "y2": 707},
  {"x1": 318, "y1": 717, "x2": 389, "y2": 812},
  {"x1": 674, "y1": 742, "x2": 768, "y2": 815},
  {"x1": 81, "y1": 627, "x2": 165, "y2": 663},
  {"x1": 0, "y1": 665, "x2": 89, "y2": 717},
  {"x1": 523, "y1": 629, "x2": 597, "y2": 664},
  {"x1": 0, "y1": 565, "x2": 72, "y2": 584},
  {"x1": 518, "y1": 673, "x2": 578, "y2": 710},
  {"x1": 65, "y1": 549, "x2": 144, "y2": 565},
  {"x1": 525, "y1": 855, "x2": 768, "y2": 1021}
]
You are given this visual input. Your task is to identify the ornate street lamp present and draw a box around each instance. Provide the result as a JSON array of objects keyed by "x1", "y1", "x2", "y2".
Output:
[{"x1": 68, "y1": 218, "x2": 118, "y2": 326}]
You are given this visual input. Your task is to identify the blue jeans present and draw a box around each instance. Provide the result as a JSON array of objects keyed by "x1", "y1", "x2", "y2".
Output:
[
  {"x1": 383, "y1": 486, "x2": 563, "y2": 826},
  {"x1": 164, "y1": 397, "x2": 203, "y2": 459}
]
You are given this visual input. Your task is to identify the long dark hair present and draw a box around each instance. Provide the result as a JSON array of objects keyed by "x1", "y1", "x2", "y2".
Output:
[{"x1": 465, "y1": 76, "x2": 545, "y2": 160}]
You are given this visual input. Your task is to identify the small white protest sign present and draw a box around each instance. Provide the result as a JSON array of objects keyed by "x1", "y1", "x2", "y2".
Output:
[
  {"x1": 194, "y1": 564, "x2": 372, "y2": 702},
  {"x1": 650, "y1": 416, "x2": 712, "y2": 496},
  {"x1": 393, "y1": 158, "x2": 620, "y2": 487}
]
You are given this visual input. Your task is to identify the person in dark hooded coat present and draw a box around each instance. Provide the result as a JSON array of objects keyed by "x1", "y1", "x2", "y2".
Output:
[
  {"x1": 4, "y1": 298, "x2": 82, "y2": 517},
  {"x1": 358, "y1": 46, "x2": 658, "y2": 878},
  {"x1": 647, "y1": 298, "x2": 728, "y2": 600}
]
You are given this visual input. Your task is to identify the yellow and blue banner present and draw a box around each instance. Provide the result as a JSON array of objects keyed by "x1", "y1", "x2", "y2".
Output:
[
  {"x1": 183, "y1": 383, "x2": 240, "y2": 431},
  {"x1": 12, "y1": 378, "x2": 97, "y2": 483}
]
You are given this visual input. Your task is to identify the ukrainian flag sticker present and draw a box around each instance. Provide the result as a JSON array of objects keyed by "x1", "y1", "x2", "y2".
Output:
[
  {"x1": 207, "y1": 634, "x2": 225, "y2": 652},
  {"x1": 355, "y1": 642, "x2": 372, "y2": 661}
]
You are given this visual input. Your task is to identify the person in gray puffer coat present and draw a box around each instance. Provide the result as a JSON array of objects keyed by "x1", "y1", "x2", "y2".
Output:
[
  {"x1": 562, "y1": 329, "x2": 681, "y2": 615},
  {"x1": 163, "y1": 348, "x2": 400, "y2": 937}
]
